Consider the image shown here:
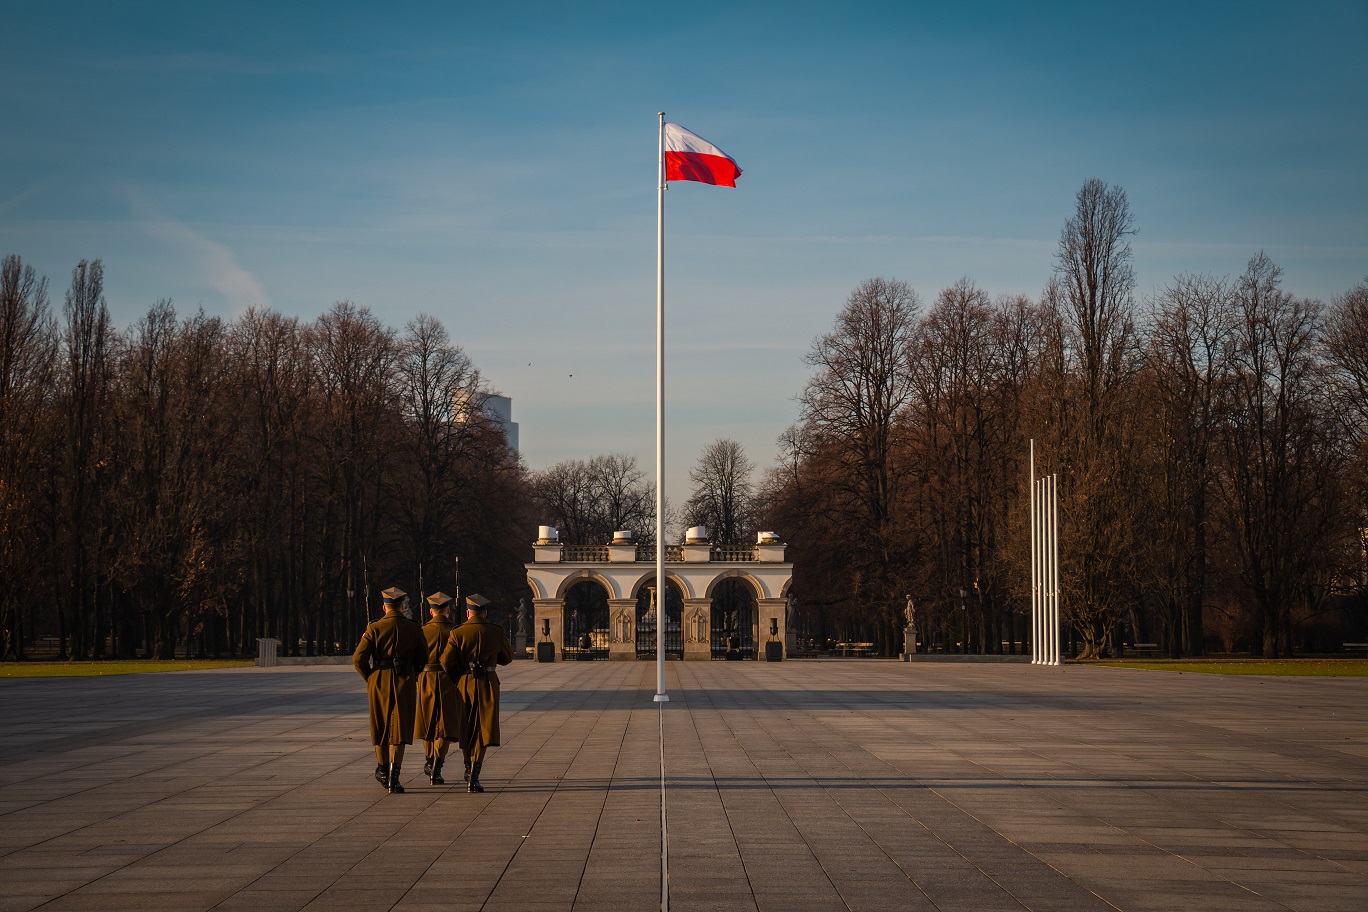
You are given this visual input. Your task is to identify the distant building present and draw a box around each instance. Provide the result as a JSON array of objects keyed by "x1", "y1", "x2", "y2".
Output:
[
  {"x1": 454, "y1": 391, "x2": 519, "y2": 452},
  {"x1": 484, "y1": 394, "x2": 519, "y2": 452}
]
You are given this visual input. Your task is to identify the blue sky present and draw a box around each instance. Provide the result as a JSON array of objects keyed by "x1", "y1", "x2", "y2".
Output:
[{"x1": 3, "y1": 0, "x2": 1365, "y2": 506}]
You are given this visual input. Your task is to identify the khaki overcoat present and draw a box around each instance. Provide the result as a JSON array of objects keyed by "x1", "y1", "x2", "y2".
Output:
[
  {"x1": 352, "y1": 612, "x2": 427, "y2": 745},
  {"x1": 440, "y1": 615, "x2": 514, "y2": 748},
  {"x1": 414, "y1": 615, "x2": 459, "y2": 741}
]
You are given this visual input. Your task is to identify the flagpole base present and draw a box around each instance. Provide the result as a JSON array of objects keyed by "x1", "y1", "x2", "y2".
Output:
[{"x1": 654, "y1": 694, "x2": 670, "y2": 702}]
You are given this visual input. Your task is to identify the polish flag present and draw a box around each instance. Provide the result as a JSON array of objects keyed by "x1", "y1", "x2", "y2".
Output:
[{"x1": 664, "y1": 123, "x2": 742, "y2": 187}]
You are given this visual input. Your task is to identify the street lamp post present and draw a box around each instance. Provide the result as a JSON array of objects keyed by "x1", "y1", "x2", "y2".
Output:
[{"x1": 959, "y1": 587, "x2": 967, "y2": 654}]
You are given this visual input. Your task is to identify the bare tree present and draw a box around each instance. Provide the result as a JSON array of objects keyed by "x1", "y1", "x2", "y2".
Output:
[
  {"x1": 1326, "y1": 278, "x2": 1368, "y2": 435},
  {"x1": 392, "y1": 313, "x2": 484, "y2": 600},
  {"x1": 1045, "y1": 179, "x2": 1144, "y2": 658},
  {"x1": 1143, "y1": 273, "x2": 1236, "y2": 656},
  {"x1": 225, "y1": 306, "x2": 312, "y2": 653},
  {"x1": 306, "y1": 301, "x2": 396, "y2": 652},
  {"x1": 1220, "y1": 253, "x2": 1344, "y2": 657},
  {"x1": 1054, "y1": 178, "x2": 1138, "y2": 434},
  {"x1": 684, "y1": 439, "x2": 755, "y2": 545},
  {"x1": 57, "y1": 260, "x2": 114, "y2": 659},
  {"x1": 532, "y1": 453, "x2": 655, "y2": 545},
  {"x1": 798, "y1": 277, "x2": 921, "y2": 653},
  {"x1": 907, "y1": 280, "x2": 1039, "y2": 653},
  {"x1": 106, "y1": 302, "x2": 236, "y2": 658},
  {"x1": 0, "y1": 256, "x2": 56, "y2": 659},
  {"x1": 1326, "y1": 278, "x2": 1368, "y2": 601}
]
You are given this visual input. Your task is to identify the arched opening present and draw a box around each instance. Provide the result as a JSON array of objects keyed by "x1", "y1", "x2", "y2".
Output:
[
  {"x1": 635, "y1": 578, "x2": 683, "y2": 659},
  {"x1": 710, "y1": 578, "x2": 757, "y2": 660},
  {"x1": 563, "y1": 580, "x2": 610, "y2": 661}
]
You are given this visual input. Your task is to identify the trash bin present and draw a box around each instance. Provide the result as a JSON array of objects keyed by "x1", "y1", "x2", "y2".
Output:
[
  {"x1": 536, "y1": 641, "x2": 556, "y2": 663},
  {"x1": 764, "y1": 641, "x2": 783, "y2": 662},
  {"x1": 255, "y1": 638, "x2": 280, "y2": 668}
]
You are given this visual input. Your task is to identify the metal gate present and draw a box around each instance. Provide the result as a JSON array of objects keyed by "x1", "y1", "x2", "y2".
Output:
[
  {"x1": 635, "y1": 581, "x2": 683, "y2": 659},
  {"x1": 711, "y1": 579, "x2": 756, "y2": 659},
  {"x1": 563, "y1": 581, "x2": 610, "y2": 661}
]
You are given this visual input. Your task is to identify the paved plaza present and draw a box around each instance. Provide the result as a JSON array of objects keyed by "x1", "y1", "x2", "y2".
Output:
[{"x1": 0, "y1": 660, "x2": 1365, "y2": 912}]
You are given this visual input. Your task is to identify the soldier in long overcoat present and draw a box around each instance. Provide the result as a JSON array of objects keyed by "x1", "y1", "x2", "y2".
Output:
[
  {"x1": 415, "y1": 591, "x2": 460, "y2": 784},
  {"x1": 440, "y1": 593, "x2": 514, "y2": 792},
  {"x1": 352, "y1": 587, "x2": 427, "y2": 793}
]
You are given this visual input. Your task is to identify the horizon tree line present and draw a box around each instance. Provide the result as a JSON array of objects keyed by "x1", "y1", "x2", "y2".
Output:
[
  {"x1": 0, "y1": 256, "x2": 533, "y2": 660},
  {"x1": 6, "y1": 177, "x2": 1365, "y2": 661},
  {"x1": 760, "y1": 180, "x2": 1366, "y2": 658}
]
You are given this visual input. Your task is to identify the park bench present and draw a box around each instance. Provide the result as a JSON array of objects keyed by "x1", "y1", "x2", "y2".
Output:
[
  {"x1": 1343, "y1": 642, "x2": 1368, "y2": 657},
  {"x1": 1129, "y1": 643, "x2": 1161, "y2": 657}
]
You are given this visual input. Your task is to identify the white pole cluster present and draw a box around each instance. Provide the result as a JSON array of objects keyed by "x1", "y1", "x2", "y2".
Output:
[{"x1": 1030, "y1": 441, "x2": 1061, "y2": 666}]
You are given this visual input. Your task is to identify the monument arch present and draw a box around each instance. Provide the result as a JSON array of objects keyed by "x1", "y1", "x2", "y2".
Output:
[{"x1": 525, "y1": 528, "x2": 792, "y2": 662}]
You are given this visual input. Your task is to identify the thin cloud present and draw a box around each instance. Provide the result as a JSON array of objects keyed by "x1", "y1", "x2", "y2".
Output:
[
  {"x1": 85, "y1": 51, "x2": 335, "y2": 77},
  {"x1": 119, "y1": 184, "x2": 270, "y2": 314},
  {"x1": 0, "y1": 184, "x2": 44, "y2": 215}
]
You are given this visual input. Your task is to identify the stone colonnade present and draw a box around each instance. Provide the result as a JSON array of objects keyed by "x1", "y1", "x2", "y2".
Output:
[{"x1": 525, "y1": 538, "x2": 793, "y2": 661}]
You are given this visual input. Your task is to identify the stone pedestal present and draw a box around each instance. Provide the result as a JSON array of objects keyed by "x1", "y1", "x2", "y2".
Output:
[
  {"x1": 757, "y1": 598, "x2": 787, "y2": 660},
  {"x1": 533, "y1": 598, "x2": 563, "y2": 661},
  {"x1": 681, "y1": 598, "x2": 711, "y2": 661},
  {"x1": 607, "y1": 598, "x2": 637, "y2": 660},
  {"x1": 902, "y1": 625, "x2": 917, "y2": 660}
]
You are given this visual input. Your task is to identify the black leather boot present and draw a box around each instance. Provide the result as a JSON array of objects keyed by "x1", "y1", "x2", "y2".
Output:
[
  {"x1": 431, "y1": 758, "x2": 445, "y2": 785},
  {"x1": 467, "y1": 761, "x2": 483, "y2": 793},
  {"x1": 422, "y1": 756, "x2": 433, "y2": 778},
  {"x1": 463, "y1": 758, "x2": 471, "y2": 782},
  {"x1": 388, "y1": 764, "x2": 405, "y2": 794},
  {"x1": 375, "y1": 764, "x2": 389, "y2": 790}
]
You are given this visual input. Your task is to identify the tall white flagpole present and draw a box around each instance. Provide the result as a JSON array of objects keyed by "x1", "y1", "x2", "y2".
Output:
[{"x1": 655, "y1": 113, "x2": 669, "y2": 703}]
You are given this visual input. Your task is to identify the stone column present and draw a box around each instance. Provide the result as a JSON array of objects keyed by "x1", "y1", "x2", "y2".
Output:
[
  {"x1": 682, "y1": 597, "x2": 711, "y2": 661},
  {"x1": 533, "y1": 598, "x2": 563, "y2": 661},
  {"x1": 757, "y1": 598, "x2": 787, "y2": 660},
  {"x1": 607, "y1": 598, "x2": 637, "y2": 661}
]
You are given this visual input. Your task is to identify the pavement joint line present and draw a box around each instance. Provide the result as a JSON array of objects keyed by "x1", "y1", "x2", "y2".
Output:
[
  {"x1": 759, "y1": 665, "x2": 1298, "y2": 912},
  {"x1": 469, "y1": 664, "x2": 620, "y2": 910},
  {"x1": 671, "y1": 670, "x2": 761, "y2": 911},
  {"x1": 562, "y1": 662, "x2": 648, "y2": 910},
  {"x1": 12, "y1": 706, "x2": 370, "y2": 900},
  {"x1": 876, "y1": 674, "x2": 1358, "y2": 894},
  {"x1": 679, "y1": 664, "x2": 857, "y2": 910},
  {"x1": 6, "y1": 661, "x2": 1368, "y2": 911},
  {"x1": 41, "y1": 720, "x2": 373, "y2": 910},
  {"x1": 0, "y1": 677, "x2": 352, "y2": 766},
  {"x1": 807, "y1": 671, "x2": 1199, "y2": 909},
  {"x1": 710, "y1": 663, "x2": 1087, "y2": 912},
  {"x1": 469, "y1": 660, "x2": 646, "y2": 911},
  {"x1": 220, "y1": 663, "x2": 629, "y2": 910},
  {"x1": 798, "y1": 669, "x2": 1269, "y2": 891}
]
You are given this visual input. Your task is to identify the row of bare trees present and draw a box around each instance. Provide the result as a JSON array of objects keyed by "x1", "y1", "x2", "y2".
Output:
[
  {"x1": 10, "y1": 176, "x2": 1361, "y2": 662},
  {"x1": 760, "y1": 180, "x2": 1368, "y2": 658},
  {"x1": 0, "y1": 255, "x2": 533, "y2": 660}
]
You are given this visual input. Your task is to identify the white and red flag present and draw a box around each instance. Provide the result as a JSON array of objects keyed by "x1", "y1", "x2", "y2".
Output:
[{"x1": 663, "y1": 123, "x2": 742, "y2": 187}]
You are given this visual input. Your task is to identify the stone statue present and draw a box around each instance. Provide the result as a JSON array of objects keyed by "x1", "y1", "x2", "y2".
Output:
[{"x1": 904, "y1": 596, "x2": 917, "y2": 656}]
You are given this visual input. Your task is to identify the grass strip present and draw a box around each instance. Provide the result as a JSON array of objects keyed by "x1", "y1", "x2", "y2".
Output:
[
  {"x1": 0, "y1": 659, "x2": 255, "y2": 678},
  {"x1": 1084, "y1": 658, "x2": 1368, "y2": 677}
]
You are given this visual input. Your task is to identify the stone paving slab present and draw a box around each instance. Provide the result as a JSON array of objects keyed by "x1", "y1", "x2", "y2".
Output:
[{"x1": 1, "y1": 660, "x2": 1366, "y2": 911}]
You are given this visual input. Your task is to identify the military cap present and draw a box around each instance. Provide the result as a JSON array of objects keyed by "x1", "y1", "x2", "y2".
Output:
[
  {"x1": 465, "y1": 593, "x2": 492, "y2": 609},
  {"x1": 381, "y1": 586, "x2": 407, "y2": 602},
  {"x1": 426, "y1": 591, "x2": 452, "y2": 608}
]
